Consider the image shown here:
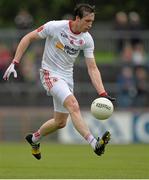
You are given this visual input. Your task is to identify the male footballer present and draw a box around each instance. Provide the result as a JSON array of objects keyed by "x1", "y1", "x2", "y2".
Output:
[{"x1": 3, "y1": 3, "x2": 115, "y2": 160}]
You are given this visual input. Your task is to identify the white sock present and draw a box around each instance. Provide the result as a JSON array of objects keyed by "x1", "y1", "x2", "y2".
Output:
[
  {"x1": 32, "y1": 130, "x2": 42, "y2": 144},
  {"x1": 85, "y1": 134, "x2": 97, "y2": 150}
]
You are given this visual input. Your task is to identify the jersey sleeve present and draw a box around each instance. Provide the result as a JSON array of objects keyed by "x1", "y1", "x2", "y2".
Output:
[
  {"x1": 83, "y1": 33, "x2": 94, "y2": 58},
  {"x1": 37, "y1": 21, "x2": 56, "y2": 38}
]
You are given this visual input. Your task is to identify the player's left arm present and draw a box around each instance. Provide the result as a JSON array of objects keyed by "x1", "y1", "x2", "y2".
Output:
[
  {"x1": 85, "y1": 57, "x2": 115, "y2": 101},
  {"x1": 85, "y1": 57, "x2": 105, "y2": 94}
]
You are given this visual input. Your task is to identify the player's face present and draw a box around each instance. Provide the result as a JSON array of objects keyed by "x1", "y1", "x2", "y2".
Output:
[{"x1": 78, "y1": 13, "x2": 95, "y2": 32}]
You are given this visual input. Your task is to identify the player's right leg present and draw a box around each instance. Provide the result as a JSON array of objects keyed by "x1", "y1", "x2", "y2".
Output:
[
  {"x1": 26, "y1": 69, "x2": 70, "y2": 159},
  {"x1": 25, "y1": 133, "x2": 41, "y2": 160},
  {"x1": 25, "y1": 112, "x2": 68, "y2": 160}
]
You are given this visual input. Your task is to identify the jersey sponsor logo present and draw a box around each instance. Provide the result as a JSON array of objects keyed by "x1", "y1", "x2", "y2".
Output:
[
  {"x1": 56, "y1": 41, "x2": 79, "y2": 55},
  {"x1": 37, "y1": 25, "x2": 44, "y2": 32},
  {"x1": 61, "y1": 31, "x2": 68, "y2": 39},
  {"x1": 64, "y1": 45, "x2": 79, "y2": 55},
  {"x1": 61, "y1": 31, "x2": 75, "y2": 40},
  {"x1": 56, "y1": 41, "x2": 64, "y2": 50}
]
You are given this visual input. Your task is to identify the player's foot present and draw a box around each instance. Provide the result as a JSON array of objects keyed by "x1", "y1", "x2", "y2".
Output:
[
  {"x1": 25, "y1": 134, "x2": 41, "y2": 160},
  {"x1": 94, "y1": 131, "x2": 111, "y2": 156}
]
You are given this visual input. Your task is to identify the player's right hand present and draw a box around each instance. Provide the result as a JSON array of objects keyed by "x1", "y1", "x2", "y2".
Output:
[{"x1": 3, "y1": 62, "x2": 18, "y2": 80}]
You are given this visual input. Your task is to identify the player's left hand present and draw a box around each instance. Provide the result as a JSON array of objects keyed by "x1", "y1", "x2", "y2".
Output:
[
  {"x1": 3, "y1": 61, "x2": 18, "y2": 80},
  {"x1": 99, "y1": 92, "x2": 116, "y2": 102}
]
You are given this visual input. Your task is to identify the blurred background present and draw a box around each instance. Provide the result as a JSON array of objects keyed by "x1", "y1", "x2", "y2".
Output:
[{"x1": 0, "y1": 0, "x2": 149, "y2": 144}]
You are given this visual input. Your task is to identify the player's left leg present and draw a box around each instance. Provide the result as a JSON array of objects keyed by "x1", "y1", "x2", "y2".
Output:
[
  {"x1": 94, "y1": 131, "x2": 111, "y2": 156},
  {"x1": 63, "y1": 94, "x2": 111, "y2": 156}
]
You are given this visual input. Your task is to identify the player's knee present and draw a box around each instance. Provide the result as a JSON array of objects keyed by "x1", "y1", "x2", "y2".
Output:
[
  {"x1": 56, "y1": 120, "x2": 67, "y2": 129},
  {"x1": 68, "y1": 101, "x2": 80, "y2": 114},
  {"x1": 72, "y1": 102, "x2": 80, "y2": 113},
  {"x1": 64, "y1": 95, "x2": 80, "y2": 114}
]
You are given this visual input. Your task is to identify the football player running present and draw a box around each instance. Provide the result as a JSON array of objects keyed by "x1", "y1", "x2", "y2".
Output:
[{"x1": 3, "y1": 3, "x2": 115, "y2": 160}]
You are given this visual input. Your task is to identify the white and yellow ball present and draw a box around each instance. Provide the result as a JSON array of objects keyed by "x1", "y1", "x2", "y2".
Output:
[{"x1": 91, "y1": 97, "x2": 114, "y2": 120}]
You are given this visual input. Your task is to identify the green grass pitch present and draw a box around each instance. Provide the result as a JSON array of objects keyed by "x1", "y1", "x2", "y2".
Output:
[{"x1": 0, "y1": 143, "x2": 148, "y2": 179}]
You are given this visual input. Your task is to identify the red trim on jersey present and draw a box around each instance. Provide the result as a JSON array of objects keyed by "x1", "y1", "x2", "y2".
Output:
[
  {"x1": 37, "y1": 25, "x2": 44, "y2": 32},
  {"x1": 44, "y1": 70, "x2": 53, "y2": 90},
  {"x1": 69, "y1": 20, "x2": 81, "y2": 35}
]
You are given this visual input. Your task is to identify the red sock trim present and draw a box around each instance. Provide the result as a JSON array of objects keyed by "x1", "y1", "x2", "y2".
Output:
[
  {"x1": 85, "y1": 133, "x2": 91, "y2": 140},
  {"x1": 34, "y1": 131, "x2": 41, "y2": 138}
]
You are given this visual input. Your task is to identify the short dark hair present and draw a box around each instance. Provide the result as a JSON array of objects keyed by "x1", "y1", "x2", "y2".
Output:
[{"x1": 74, "y1": 3, "x2": 95, "y2": 19}]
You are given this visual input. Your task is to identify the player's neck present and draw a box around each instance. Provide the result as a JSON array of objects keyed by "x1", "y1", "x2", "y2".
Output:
[{"x1": 69, "y1": 20, "x2": 81, "y2": 35}]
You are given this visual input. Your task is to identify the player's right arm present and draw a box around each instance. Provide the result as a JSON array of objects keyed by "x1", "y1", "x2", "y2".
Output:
[{"x1": 3, "y1": 30, "x2": 42, "y2": 80}]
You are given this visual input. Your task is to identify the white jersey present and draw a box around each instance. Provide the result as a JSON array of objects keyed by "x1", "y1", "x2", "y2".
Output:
[{"x1": 37, "y1": 20, "x2": 94, "y2": 80}]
